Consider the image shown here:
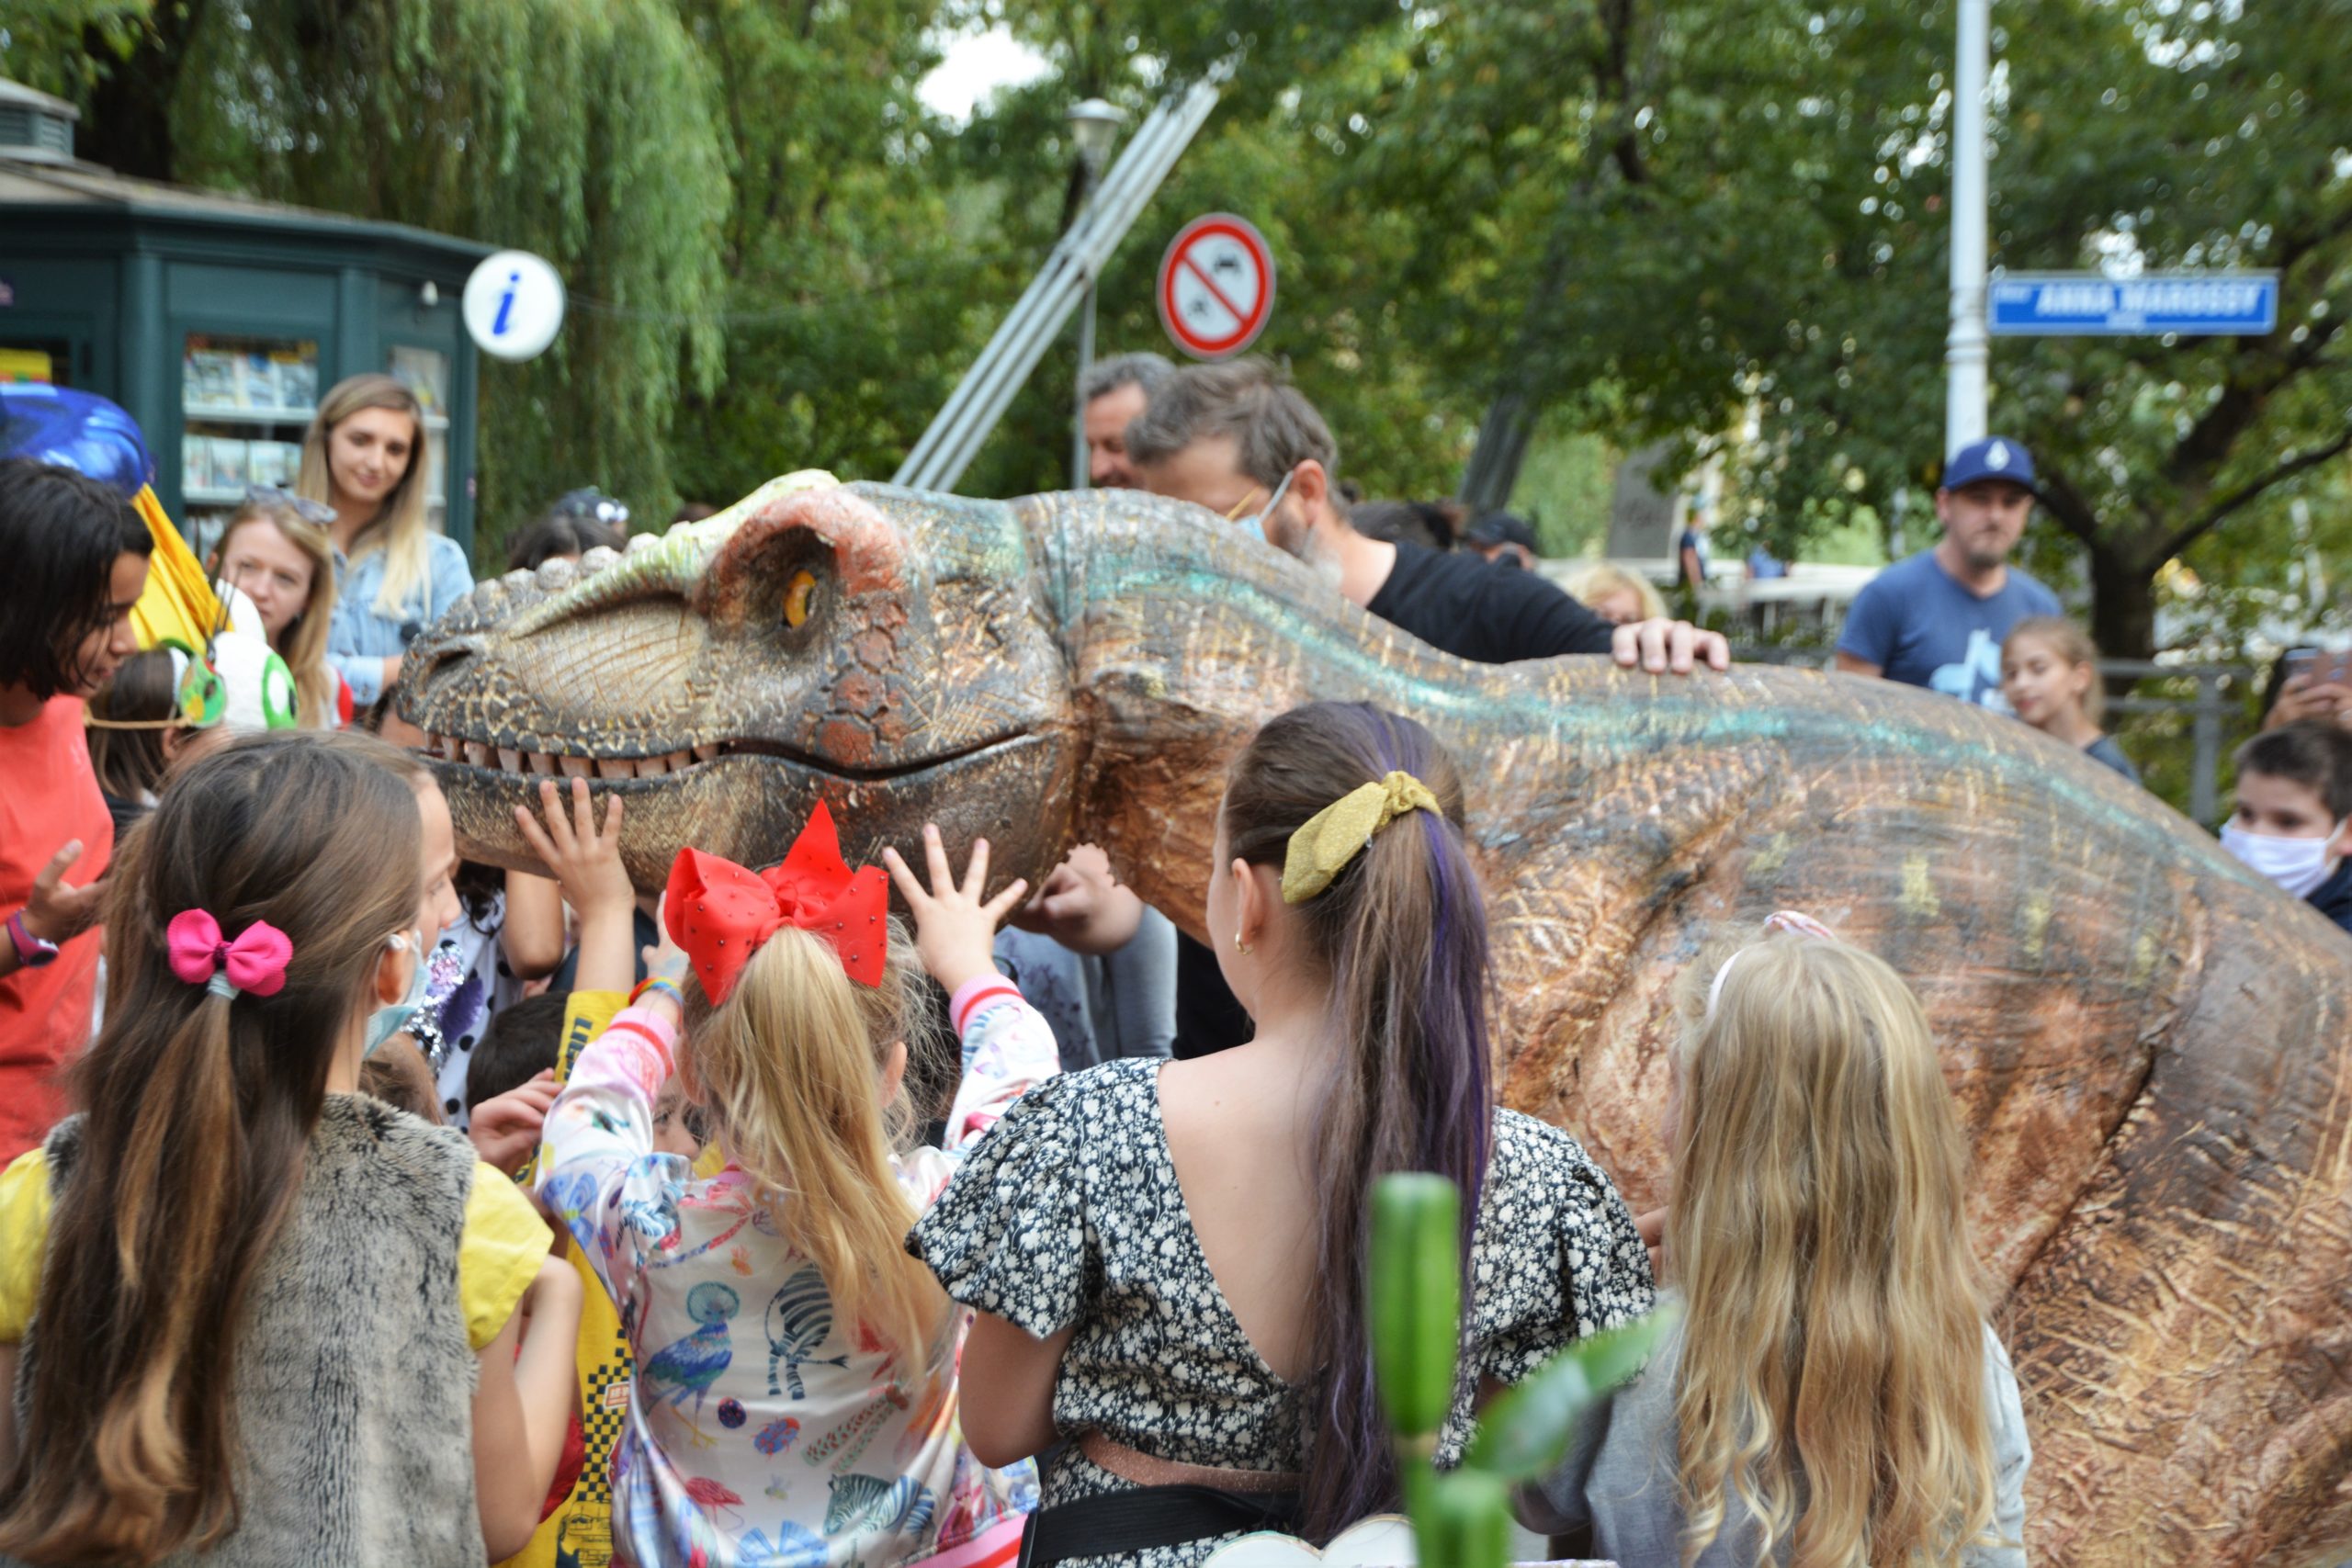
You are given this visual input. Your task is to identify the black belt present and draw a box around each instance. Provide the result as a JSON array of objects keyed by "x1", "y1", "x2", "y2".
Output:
[{"x1": 1016, "y1": 1485, "x2": 1304, "y2": 1566}]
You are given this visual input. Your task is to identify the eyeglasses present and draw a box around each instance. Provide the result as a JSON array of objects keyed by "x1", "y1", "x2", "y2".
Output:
[
  {"x1": 1223, "y1": 468, "x2": 1296, "y2": 532},
  {"x1": 246, "y1": 484, "x2": 336, "y2": 527}
]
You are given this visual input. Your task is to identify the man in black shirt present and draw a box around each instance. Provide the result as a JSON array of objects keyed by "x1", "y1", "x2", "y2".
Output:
[{"x1": 1121, "y1": 358, "x2": 1730, "y2": 1056}]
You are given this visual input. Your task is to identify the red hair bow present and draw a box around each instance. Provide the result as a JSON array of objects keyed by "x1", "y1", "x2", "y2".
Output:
[{"x1": 663, "y1": 803, "x2": 888, "y2": 1003}]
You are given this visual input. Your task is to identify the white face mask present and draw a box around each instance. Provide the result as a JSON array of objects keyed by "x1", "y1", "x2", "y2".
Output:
[{"x1": 2221, "y1": 824, "x2": 2340, "y2": 900}]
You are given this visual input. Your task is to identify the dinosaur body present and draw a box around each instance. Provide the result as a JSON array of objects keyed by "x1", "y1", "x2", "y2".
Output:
[{"x1": 406, "y1": 479, "x2": 2352, "y2": 1564}]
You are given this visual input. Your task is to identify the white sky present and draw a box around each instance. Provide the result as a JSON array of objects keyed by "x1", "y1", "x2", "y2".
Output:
[{"x1": 918, "y1": 25, "x2": 1054, "y2": 122}]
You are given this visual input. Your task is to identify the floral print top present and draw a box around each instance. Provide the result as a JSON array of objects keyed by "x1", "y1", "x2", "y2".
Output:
[
  {"x1": 909, "y1": 1060, "x2": 1657, "y2": 1567},
  {"x1": 538, "y1": 980, "x2": 1057, "y2": 1568}
]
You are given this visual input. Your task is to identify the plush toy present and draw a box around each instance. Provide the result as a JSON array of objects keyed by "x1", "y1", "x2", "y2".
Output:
[{"x1": 205, "y1": 583, "x2": 300, "y2": 732}]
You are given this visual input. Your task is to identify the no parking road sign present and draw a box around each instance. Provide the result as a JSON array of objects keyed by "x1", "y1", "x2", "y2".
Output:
[{"x1": 1158, "y1": 214, "x2": 1275, "y2": 360}]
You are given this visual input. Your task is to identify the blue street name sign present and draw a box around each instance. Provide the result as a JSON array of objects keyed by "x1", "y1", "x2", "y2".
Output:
[{"x1": 1988, "y1": 272, "x2": 2277, "y2": 337}]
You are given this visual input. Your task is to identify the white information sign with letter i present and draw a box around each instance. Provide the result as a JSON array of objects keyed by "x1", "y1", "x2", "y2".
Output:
[{"x1": 463, "y1": 250, "x2": 567, "y2": 362}]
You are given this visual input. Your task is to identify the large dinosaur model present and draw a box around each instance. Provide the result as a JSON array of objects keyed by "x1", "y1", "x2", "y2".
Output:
[{"x1": 405, "y1": 478, "x2": 2352, "y2": 1565}]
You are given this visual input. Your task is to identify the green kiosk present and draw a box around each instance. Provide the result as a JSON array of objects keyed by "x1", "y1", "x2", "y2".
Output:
[{"x1": 0, "y1": 77, "x2": 490, "y2": 557}]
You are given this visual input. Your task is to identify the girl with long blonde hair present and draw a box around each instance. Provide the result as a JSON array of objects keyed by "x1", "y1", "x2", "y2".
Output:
[
  {"x1": 1531, "y1": 916, "x2": 2030, "y2": 1567},
  {"x1": 300, "y1": 373, "x2": 471, "y2": 712},
  {"x1": 2000, "y1": 615, "x2": 2139, "y2": 782},
  {"x1": 210, "y1": 491, "x2": 342, "y2": 727},
  {"x1": 532, "y1": 804, "x2": 1056, "y2": 1568}
]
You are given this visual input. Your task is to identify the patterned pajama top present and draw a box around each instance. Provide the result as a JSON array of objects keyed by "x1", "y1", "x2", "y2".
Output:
[
  {"x1": 538, "y1": 981, "x2": 1057, "y2": 1568},
  {"x1": 909, "y1": 1059, "x2": 1658, "y2": 1566}
]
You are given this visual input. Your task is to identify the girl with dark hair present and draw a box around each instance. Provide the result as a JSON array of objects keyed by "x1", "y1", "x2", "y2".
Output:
[
  {"x1": 912, "y1": 701, "x2": 1655, "y2": 1564},
  {"x1": 505, "y1": 489, "x2": 629, "y2": 572},
  {"x1": 0, "y1": 457, "x2": 153, "y2": 1162},
  {"x1": 0, "y1": 733, "x2": 582, "y2": 1564},
  {"x1": 85, "y1": 649, "x2": 206, "y2": 836}
]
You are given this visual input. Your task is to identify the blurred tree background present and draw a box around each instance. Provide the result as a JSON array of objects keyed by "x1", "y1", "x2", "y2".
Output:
[{"x1": 6, "y1": 0, "x2": 2346, "y2": 671}]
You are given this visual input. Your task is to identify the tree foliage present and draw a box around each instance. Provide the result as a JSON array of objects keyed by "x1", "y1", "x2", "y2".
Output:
[
  {"x1": 1309, "y1": 0, "x2": 2351, "y2": 657},
  {"x1": 20, "y1": 0, "x2": 732, "y2": 555},
  {"x1": 17, "y1": 0, "x2": 2346, "y2": 645}
]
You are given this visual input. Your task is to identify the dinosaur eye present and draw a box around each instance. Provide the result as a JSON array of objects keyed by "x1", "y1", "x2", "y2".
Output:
[{"x1": 782, "y1": 569, "x2": 818, "y2": 628}]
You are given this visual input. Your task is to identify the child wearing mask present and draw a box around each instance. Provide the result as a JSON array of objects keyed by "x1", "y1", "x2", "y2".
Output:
[
  {"x1": 2222, "y1": 722, "x2": 2352, "y2": 935},
  {"x1": 0, "y1": 735, "x2": 580, "y2": 1563}
]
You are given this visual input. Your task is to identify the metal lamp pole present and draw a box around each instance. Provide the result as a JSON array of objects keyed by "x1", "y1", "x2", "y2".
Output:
[
  {"x1": 1068, "y1": 97, "x2": 1125, "y2": 489},
  {"x1": 1945, "y1": 0, "x2": 1991, "y2": 457}
]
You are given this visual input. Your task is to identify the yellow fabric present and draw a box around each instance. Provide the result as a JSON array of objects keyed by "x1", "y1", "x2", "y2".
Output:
[
  {"x1": 0, "y1": 1146, "x2": 543, "y2": 1353},
  {"x1": 1281, "y1": 771, "x2": 1443, "y2": 903},
  {"x1": 460, "y1": 1167, "x2": 553, "y2": 1352},
  {"x1": 127, "y1": 486, "x2": 227, "y2": 654},
  {"x1": 495, "y1": 987, "x2": 631, "y2": 1568},
  {"x1": 0, "y1": 1147, "x2": 54, "y2": 1343}
]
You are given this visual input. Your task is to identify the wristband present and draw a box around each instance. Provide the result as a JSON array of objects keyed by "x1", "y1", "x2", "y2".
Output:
[
  {"x1": 630, "y1": 975, "x2": 684, "y2": 1010},
  {"x1": 6, "y1": 911, "x2": 59, "y2": 969}
]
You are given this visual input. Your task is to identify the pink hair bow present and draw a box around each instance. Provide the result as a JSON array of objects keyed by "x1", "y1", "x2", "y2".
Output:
[
  {"x1": 1706, "y1": 908, "x2": 1837, "y2": 1020},
  {"x1": 166, "y1": 908, "x2": 294, "y2": 999}
]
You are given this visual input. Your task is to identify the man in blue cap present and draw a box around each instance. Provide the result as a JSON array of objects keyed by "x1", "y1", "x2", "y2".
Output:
[{"x1": 1835, "y1": 434, "x2": 2061, "y2": 708}]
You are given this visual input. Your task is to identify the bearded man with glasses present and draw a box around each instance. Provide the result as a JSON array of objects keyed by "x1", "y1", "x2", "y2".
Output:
[{"x1": 1120, "y1": 358, "x2": 1730, "y2": 1056}]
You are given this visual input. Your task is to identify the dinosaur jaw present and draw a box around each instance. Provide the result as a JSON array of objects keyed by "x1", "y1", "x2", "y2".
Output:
[{"x1": 429, "y1": 730, "x2": 1077, "y2": 894}]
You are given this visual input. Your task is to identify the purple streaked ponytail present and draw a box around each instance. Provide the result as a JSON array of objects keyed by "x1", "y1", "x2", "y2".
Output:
[{"x1": 1217, "y1": 702, "x2": 1493, "y2": 1540}]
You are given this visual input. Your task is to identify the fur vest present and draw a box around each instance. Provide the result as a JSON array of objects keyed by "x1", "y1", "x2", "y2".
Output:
[{"x1": 13, "y1": 1094, "x2": 486, "y2": 1567}]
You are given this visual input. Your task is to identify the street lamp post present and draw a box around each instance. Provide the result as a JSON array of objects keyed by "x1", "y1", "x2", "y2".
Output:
[
  {"x1": 1068, "y1": 97, "x2": 1125, "y2": 489},
  {"x1": 1945, "y1": 0, "x2": 1991, "y2": 458}
]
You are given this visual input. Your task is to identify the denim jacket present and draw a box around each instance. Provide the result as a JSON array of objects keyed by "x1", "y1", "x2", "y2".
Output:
[{"x1": 328, "y1": 532, "x2": 474, "y2": 707}]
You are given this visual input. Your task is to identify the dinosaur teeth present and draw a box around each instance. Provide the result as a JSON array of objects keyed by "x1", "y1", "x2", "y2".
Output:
[{"x1": 433, "y1": 739, "x2": 729, "y2": 779}]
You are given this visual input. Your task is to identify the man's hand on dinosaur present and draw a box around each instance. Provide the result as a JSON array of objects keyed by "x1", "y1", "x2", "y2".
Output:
[
  {"x1": 1007, "y1": 843, "x2": 1146, "y2": 955},
  {"x1": 1612, "y1": 617, "x2": 1731, "y2": 675}
]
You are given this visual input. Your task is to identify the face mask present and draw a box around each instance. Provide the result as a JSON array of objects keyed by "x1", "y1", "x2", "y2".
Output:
[
  {"x1": 1225, "y1": 468, "x2": 1296, "y2": 544},
  {"x1": 363, "y1": 930, "x2": 430, "y2": 1056},
  {"x1": 2221, "y1": 824, "x2": 2340, "y2": 900}
]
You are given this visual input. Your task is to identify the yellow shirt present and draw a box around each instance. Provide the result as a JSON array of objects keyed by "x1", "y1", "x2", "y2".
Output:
[
  {"x1": 499, "y1": 987, "x2": 629, "y2": 1568},
  {"x1": 0, "y1": 1142, "x2": 548, "y2": 1352}
]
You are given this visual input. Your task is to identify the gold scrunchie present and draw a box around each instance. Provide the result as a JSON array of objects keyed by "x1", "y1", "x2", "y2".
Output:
[{"x1": 1281, "y1": 771, "x2": 1442, "y2": 904}]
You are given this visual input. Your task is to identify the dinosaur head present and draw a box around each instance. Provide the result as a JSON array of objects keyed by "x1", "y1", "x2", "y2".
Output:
[{"x1": 401, "y1": 477, "x2": 1080, "y2": 888}]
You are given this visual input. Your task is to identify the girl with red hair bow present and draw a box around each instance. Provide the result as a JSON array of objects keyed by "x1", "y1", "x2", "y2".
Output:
[{"x1": 534, "y1": 805, "x2": 1059, "y2": 1568}]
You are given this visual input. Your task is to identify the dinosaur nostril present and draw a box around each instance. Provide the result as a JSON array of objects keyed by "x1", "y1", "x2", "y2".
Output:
[{"x1": 410, "y1": 636, "x2": 481, "y2": 694}]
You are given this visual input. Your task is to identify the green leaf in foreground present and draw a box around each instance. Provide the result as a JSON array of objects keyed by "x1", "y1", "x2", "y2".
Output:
[
  {"x1": 1464, "y1": 1301, "x2": 1681, "y2": 1482},
  {"x1": 1368, "y1": 1173, "x2": 1464, "y2": 1441},
  {"x1": 1414, "y1": 1465, "x2": 1513, "y2": 1568}
]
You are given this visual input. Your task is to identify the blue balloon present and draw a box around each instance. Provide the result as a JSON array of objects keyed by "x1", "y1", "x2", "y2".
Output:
[{"x1": 0, "y1": 385, "x2": 155, "y2": 498}]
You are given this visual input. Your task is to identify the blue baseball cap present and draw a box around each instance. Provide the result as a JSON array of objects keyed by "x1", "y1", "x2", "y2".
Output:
[{"x1": 1941, "y1": 435, "x2": 2041, "y2": 498}]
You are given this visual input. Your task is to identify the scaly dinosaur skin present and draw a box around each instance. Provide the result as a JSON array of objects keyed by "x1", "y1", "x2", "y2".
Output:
[{"x1": 407, "y1": 479, "x2": 2352, "y2": 1565}]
